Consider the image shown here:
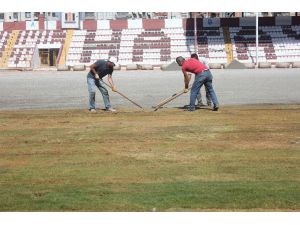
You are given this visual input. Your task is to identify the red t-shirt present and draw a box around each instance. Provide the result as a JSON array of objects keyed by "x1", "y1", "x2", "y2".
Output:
[{"x1": 182, "y1": 58, "x2": 208, "y2": 74}]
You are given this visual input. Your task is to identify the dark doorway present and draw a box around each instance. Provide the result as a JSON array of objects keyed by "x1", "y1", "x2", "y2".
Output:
[{"x1": 39, "y1": 48, "x2": 59, "y2": 67}]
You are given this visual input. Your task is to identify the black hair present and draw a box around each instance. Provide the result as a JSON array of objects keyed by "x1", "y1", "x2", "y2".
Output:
[
  {"x1": 191, "y1": 53, "x2": 199, "y2": 60},
  {"x1": 176, "y1": 56, "x2": 185, "y2": 65}
]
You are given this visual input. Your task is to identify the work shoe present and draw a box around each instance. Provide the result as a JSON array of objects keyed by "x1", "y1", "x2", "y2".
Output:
[
  {"x1": 213, "y1": 106, "x2": 219, "y2": 111},
  {"x1": 89, "y1": 108, "x2": 97, "y2": 113},
  {"x1": 184, "y1": 107, "x2": 195, "y2": 112},
  {"x1": 106, "y1": 108, "x2": 117, "y2": 112}
]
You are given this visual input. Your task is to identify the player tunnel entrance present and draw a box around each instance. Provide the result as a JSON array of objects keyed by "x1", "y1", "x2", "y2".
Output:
[
  {"x1": 36, "y1": 44, "x2": 61, "y2": 67},
  {"x1": 39, "y1": 48, "x2": 59, "y2": 66}
]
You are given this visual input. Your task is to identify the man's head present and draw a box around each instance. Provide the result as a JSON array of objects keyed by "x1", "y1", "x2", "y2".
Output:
[
  {"x1": 191, "y1": 53, "x2": 199, "y2": 60},
  {"x1": 176, "y1": 56, "x2": 185, "y2": 66},
  {"x1": 107, "y1": 56, "x2": 118, "y2": 67}
]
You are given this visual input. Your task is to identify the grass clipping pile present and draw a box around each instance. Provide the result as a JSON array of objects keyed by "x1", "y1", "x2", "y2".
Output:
[{"x1": 0, "y1": 105, "x2": 299, "y2": 211}]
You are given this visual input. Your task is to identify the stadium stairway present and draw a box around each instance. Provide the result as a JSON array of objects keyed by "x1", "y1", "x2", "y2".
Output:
[
  {"x1": 0, "y1": 30, "x2": 19, "y2": 68},
  {"x1": 58, "y1": 30, "x2": 74, "y2": 66},
  {"x1": 223, "y1": 27, "x2": 234, "y2": 64}
]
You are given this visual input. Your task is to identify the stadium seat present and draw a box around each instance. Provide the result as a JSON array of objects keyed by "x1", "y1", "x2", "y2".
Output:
[{"x1": 2, "y1": 22, "x2": 300, "y2": 68}]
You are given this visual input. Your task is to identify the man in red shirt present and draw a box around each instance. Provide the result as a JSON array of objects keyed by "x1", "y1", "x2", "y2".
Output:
[
  {"x1": 176, "y1": 56, "x2": 219, "y2": 111},
  {"x1": 191, "y1": 53, "x2": 212, "y2": 107}
]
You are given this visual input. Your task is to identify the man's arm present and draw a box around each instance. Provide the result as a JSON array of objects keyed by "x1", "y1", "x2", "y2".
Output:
[
  {"x1": 90, "y1": 64, "x2": 99, "y2": 79},
  {"x1": 183, "y1": 71, "x2": 191, "y2": 90},
  {"x1": 107, "y1": 74, "x2": 117, "y2": 92}
]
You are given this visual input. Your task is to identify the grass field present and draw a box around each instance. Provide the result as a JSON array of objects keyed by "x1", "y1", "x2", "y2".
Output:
[{"x1": 0, "y1": 105, "x2": 299, "y2": 211}]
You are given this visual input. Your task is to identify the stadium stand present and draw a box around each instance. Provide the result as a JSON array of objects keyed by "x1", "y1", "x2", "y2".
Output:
[
  {"x1": 0, "y1": 31, "x2": 11, "y2": 67},
  {"x1": 0, "y1": 16, "x2": 300, "y2": 69},
  {"x1": 272, "y1": 25, "x2": 300, "y2": 63},
  {"x1": 230, "y1": 25, "x2": 300, "y2": 64},
  {"x1": 5, "y1": 30, "x2": 66, "y2": 68},
  {"x1": 67, "y1": 29, "x2": 121, "y2": 66}
]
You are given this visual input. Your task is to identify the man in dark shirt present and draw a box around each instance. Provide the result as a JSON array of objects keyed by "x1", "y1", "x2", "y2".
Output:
[
  {"x1": 176, "y1": 56, "x2": 219, "y2": 111},
  {"x1": 87, "y1": 56, "x2": 118, "y2": 112}
]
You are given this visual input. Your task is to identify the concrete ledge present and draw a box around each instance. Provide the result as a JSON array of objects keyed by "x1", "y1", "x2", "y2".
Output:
[
  {"x1": 141, "y1": 64, "x2": 153, "y2": 70},
  {"x1": 73, "y1": 65, "x2": 86, "y2": 71},
  {"x1": 276, "y1": 62, "x2": 290, "y2": 68},
  {"x1": 208, "y1": 63, "x2": 222, "y2": 69},
  {"x1": 292, "y1": 62, "x2": 300, "y2": 68},
  {"x1": 57, "y1": 65, "x2": 70, "y2": 71},
  {"x1": 1, "y1": 67, "x2": 33, "y2": 71},
  {"x1": 114, "y1": 64, "x2": 121, "y2": 70},
  {"x1": 244, "y1": 63, "x2": 256, "y2": 69},
  {"x1": 258, "y1": 62, "x2": 271, "y2": 68},
  {"x1": 160, "y1": 64, "x2": 168, "y2": 70},
  {"x1": 126, "y1": 64, "x2": 138, "y2": 70}
]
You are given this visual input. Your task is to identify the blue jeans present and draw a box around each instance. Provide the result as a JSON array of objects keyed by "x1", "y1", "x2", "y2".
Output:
[
  {"x1": 190, "y1": 70, "x2": 219, "y2": 110},
  {"x1": 87, "y1": 73, "x2": 111, "y2": 109},
  {"x1": 196, "y1": 85, "x2": 212, "y2": 105}
]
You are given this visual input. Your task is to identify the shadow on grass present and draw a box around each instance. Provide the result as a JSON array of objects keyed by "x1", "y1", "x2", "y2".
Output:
[{"x1": 175, "y1": 105, "x2": 213, "y2": 111}]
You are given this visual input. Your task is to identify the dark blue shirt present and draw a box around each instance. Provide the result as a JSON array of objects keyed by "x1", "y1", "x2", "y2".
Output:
[{"x1": 90, "y1": 60, "x2": 113, "y2": 79}]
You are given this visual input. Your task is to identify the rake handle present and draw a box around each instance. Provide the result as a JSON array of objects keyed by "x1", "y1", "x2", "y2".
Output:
[{"x1": 101, "y1": 80, "x2": 144, "y2": 109}]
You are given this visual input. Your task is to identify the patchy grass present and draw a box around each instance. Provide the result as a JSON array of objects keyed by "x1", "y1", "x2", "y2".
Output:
[{"x1": 0, "y1": 105, "x2": 299, "y2": 211}]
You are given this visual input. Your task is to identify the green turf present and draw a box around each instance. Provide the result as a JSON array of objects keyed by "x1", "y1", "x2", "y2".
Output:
[{"x1": 0, "y1": 105, "x2": 299, "y2": 211}]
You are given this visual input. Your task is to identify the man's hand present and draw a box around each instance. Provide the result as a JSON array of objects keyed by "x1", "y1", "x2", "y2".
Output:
[
  {"x1": 112, "y1": 86, "x2": 117, "y2": 92},
  {"x1": 183, "y1": 88, "x2": 189, "y2": 93},
  {"x1": 94, "y1": 74, "x2": 100, "y2": 80}
]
